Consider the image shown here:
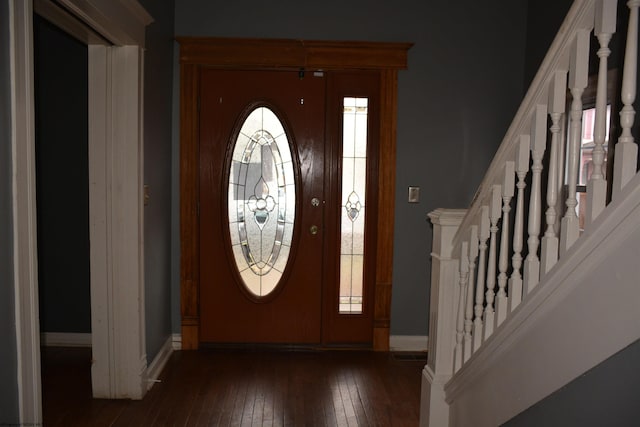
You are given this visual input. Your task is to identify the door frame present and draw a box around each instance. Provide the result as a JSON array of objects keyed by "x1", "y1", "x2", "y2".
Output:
[
  {"x1": 178, "y1": 37, "x2": 411, "y2": 351},
  {"x1": 10, "y1": 0, "x2": 151, "y2": 422}
]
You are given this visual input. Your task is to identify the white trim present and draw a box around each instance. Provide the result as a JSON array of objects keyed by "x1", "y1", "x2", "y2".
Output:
[
  {"x1": 88, "y1": 43, "x2": 114, "y2": 399},
  {"x1": 41, "y1": 333, "x2": 92, "y2": 347},
  {"x1": 10, "y1": 0, "x2": 42, "y2": 424},
  {"x1": 33, "y1": 0, "x2": 109, "y2": 45},
  {"x1": 172, "y1": 333, "x2": 182, "y2": 351},
  {"x1": 390, "y1": 335, "x2": 428, "y2": 352},
  {"x1": 56, "y1": 0, "x2": 153, "y2": 47},
  {"x1": 10, "y1": 0, "x2": 152, "y2": 409},
  {"x1": 445, "y1": 173, "x2": 640, "y2": 427},
  {"x1": 110, "y1": 44, "x2": 147, "y2": 399},
  {"x1": 420, "y1": 366, "x2": 451, "y2": 427},
  {"x1": 145, "y1": 336, "x2": 174, "y2": 391},
  {"x1": 88, "y1": 44, "x2": 148, "y2": 400},
  {"x1": 419, "y1": 209, "x2": 462, "y2": 427}
]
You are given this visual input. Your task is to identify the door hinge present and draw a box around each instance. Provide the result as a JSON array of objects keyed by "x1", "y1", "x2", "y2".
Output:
[{"x1": 196, "y1": 201, "x2": 200, "y2": 218}]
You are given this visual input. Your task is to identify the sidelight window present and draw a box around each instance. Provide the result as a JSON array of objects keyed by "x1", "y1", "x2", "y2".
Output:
[{"x1": 339, "y1": 97, "x2": 368, "y2": 314}]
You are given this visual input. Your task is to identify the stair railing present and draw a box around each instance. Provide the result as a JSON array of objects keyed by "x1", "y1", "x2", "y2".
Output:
[{"x1": 422, "y1": 0, "x2": 639, "y2": 425}]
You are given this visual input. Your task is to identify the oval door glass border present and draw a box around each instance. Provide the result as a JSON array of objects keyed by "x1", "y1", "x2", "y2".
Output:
[{"x1": 227, "y1": 104, "x2": 298, "y2": 300}]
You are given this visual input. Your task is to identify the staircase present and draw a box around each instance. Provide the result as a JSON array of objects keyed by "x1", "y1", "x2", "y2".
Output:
[{"x1": 421, "y1": 1, "x2": 640, "y2": 425}]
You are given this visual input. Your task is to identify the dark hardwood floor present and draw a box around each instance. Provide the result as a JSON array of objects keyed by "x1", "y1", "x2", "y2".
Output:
[{"x1": 42, "y1": 347, "x2": 425, "y2": 426}]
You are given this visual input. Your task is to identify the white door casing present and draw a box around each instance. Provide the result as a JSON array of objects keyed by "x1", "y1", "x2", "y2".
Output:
[
  {"x1": 10, "y1": 0, "x2": 152, "y2": 422},
  {"x1": 88, "y1": 44, "x2": 148, "y2": 399}
]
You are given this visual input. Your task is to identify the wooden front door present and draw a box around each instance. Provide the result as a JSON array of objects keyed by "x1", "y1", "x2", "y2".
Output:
[
  {"x1": 198, "y1": 69, "x2": 381, "y2": 345},
  {"x1": 199, "y1": 69, "x2": 326, "y2": 343},
  {"x1": 179, "y1": 38, "x2": 410, "y2": 350}
]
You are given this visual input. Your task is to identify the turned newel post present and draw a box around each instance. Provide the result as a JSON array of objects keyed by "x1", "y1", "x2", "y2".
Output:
[{"x1": 421, "y1": 209, "x2": 466, "y2": 427}]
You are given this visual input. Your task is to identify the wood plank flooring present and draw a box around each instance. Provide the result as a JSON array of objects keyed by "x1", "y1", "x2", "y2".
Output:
[{"x1": 42, "y1": 347, "x2": 425, "y2": 426}]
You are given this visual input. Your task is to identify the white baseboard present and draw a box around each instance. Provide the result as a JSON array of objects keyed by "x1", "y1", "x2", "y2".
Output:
[
  {"x1": 145, "y1": 335, "x2": 174, "y2": 391},
  {"x1": 41, "y1": 332, "x2": 92, "y2": 347},
  {"x1": 168, "y1": 333, "x2": 428, "y2": 352},
  {"x1": 390, "y1": 335, "x2": 429, "y2": 352},
  {"x1": 171, "y1": 333, "x2": 182, "y2": 350}
]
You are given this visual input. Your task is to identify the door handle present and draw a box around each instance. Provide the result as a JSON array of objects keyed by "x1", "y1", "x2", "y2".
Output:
[{"x1": 310, "y1": 225, "x2": 319, "y2": 235}]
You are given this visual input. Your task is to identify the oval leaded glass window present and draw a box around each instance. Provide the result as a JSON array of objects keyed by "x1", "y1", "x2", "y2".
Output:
[{"x1": 228, "y1": 106, "x2": 296, "y2": 298}]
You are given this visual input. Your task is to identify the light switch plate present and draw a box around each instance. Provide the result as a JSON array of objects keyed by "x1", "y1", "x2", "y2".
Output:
[{"x1": 408, "y1": 186, "x2": 420, "y2": 203}]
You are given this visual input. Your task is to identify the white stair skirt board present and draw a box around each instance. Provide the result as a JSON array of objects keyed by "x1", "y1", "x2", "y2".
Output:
[
  {"x1": 145, "y1": 335, "x2": 174, "y2": 391},
  {"x1": 445, "y1": 173, "x2": 640, "y2": 427},
  {"x1": 390, "y1": 335, "x2": 429, "y2": 352},
  {"x1": 41, "y1": 332, "x2": 92, "y2": 347},
  {"x1": 171, "y1": 333, "x2": 182, "y2": 351}
]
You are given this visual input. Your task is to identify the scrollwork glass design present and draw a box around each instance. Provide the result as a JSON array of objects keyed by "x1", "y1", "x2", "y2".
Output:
[
  {"x1": 339, "y1": 97, "x2": 368, "y2": 314},
  {"x1": 228, "y1": 107, "x2": 295, "y2": 297}
]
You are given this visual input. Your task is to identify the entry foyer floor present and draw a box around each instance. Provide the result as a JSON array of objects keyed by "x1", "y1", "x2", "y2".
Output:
[{"x1": 42, "y1": 346, "x2": 425, "y2": 426}]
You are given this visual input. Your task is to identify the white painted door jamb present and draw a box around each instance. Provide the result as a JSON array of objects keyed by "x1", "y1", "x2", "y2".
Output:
[
  {"x1": 88, "y1": 44, "x2": 148, "y2": 399},
  {"x1": 11, "y1": 0, "x2": 152, "y2": 422},
  {"x1": 10, "y1": 0, "x2": 42, "y2": 423}
]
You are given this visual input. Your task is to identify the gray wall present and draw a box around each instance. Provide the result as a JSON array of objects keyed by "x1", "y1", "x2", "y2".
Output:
[
  {"x1": 523, "y1": 0, "x2": 574, "y2": 89},
  {"x1": 34, "y1": 14, "x2": 91, "y2": 334},
  {"x1": 172, "y1": 0, "x2": 529, "y2": 335},
  {"x1": 504, "y1": 339, "x2": 640, "y2": 426},
  {"x1": 0, "y1": 1, "x2": 20, "y2": 424},
  {"x1": 140, "y1": 0, "x2": 176, "y2": 359}
]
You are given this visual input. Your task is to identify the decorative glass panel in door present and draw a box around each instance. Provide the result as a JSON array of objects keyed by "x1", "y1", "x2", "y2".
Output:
[
  {"x1": 199, "y1": 69, "x2": 325, "y2": 344},
  {"x1": 340, "y1": 97, "x2": 368, "y2": 314},
  {"x1": 228, "y1": 106, "x2": 295, "y2": 298}
]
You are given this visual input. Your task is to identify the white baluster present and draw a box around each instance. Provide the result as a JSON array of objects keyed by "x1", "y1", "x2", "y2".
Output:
[
  {"x1": 613, "y1": 0, "x2": 640, "y2": 196},
  {"x1": 541, "y1": 71, "x2": 567, "y2": 274},
  {"x1": 454, "y1": 241, "x2": 469, "y2": 372},
  {"x1": 473, "y1": 206, "x2": 490, "y2": 351},
  {"x1": 509, "y1": 135, "x2": 530, "y2": 312},
  {"x1": 554, "y1": 108, "x2": 567, "y2": 238},
  {"x1": 561, "y1": 29, "x2": 590, "y2": 254},
  {"x1": 483, "y1": 185, "x2": 501, "y2": 340},
  {"x1": 464, "y1": 225, "x2": 478, "y2": 362},
  {"x1": 524, "y1": 105, "x2": 548, "y2": 293},
  {"x1": 495, "y1": 162, "x2": 514, "y2": 327},
  {"x1": 587, "y1": 0, "x2": 617, "y2": 223}
]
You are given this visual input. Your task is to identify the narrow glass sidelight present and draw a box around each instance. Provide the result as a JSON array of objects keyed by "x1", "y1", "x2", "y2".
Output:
[
  {"x1": 228, "y1": 106, "x2": 295, "y2": 298},
  {"x1": 339, "y1": 97, "x2": 368, "y2": 314}
]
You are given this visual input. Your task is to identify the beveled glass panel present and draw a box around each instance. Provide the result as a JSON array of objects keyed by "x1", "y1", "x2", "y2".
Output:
[
  {"x1": 228, "y1": 106, "x2": 296, "y2": 297},
  {"x1": 339, "y1": 97, "x2": 368, "y2": 314},
  {"x1": 342, "y1": 158, "x2": 367, "y2": 206}
]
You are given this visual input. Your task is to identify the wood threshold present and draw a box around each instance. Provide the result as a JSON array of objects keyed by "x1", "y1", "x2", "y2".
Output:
[{"x1": 179, "y1": 37, "x2": 411, "y2": 351}]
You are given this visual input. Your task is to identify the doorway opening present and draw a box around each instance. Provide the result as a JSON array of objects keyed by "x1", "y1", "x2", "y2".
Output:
[
  {"x1": 33, "y1": 12, "x2": 93, "y2": 415},
  {"x1": 11, "y1": 1, "x2": 152, "y2": 420}
]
